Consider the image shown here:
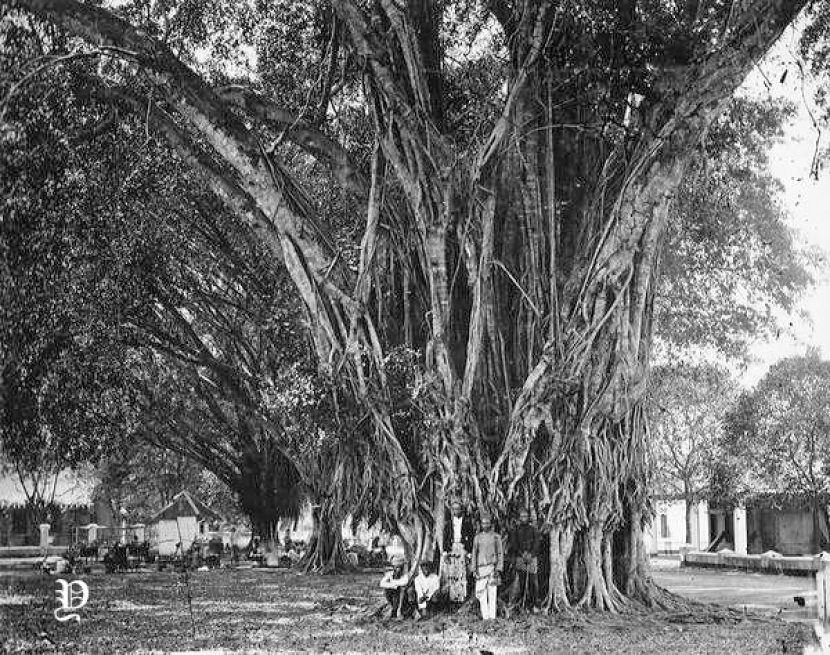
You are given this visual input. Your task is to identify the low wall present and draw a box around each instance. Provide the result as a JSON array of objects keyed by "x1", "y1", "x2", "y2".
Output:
[
  {"x1": 0, "y1": 545, "x2": 68, "y2": 559},
  {"x1": 683, "y1": 551, "x2": 820, "y2": 576}
]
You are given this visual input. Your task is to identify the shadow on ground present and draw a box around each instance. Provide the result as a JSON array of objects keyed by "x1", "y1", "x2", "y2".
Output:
[{"x1": 0, "y1": 568, "x2": 814, "y2": 654}]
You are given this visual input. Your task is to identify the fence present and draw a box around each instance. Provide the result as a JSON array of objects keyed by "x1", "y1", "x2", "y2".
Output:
[{"x1": 0, "y1": 503, "x2": 97, "y2": 548}]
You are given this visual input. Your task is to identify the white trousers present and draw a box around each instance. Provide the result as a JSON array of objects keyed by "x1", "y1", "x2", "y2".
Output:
[{"x1": 476, "y1": 581, "x2": 497, "y2": 620}]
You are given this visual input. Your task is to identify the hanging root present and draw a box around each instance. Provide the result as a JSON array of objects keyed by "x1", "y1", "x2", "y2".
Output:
[{"x1": 572, "y1": 524, "x2": 625, "y2": 612}]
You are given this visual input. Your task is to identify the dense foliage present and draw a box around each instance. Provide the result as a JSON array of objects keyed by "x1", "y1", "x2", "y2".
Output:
[
  {"x1": 722, "y1": 350, "x2": 830, "y2": 501},
  {"x1": 656, "y1": 97, "x2": 812, "y2": 362}
]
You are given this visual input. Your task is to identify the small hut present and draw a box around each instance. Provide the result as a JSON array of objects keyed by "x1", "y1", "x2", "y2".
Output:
[{"x1": 150, "y1": 491, "x2": 223, "y2": 556}]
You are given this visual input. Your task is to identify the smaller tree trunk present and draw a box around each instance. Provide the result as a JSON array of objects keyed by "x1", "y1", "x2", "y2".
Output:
[
  {"x1": 252, "y1": 518, "x2": 280, "y2": 554},
  {"x1": 684, "y1": 496, "x2": 696, "y2": 548},
  {"x1": 301, "y1": 507, "x2": 347, "y2": 574}
]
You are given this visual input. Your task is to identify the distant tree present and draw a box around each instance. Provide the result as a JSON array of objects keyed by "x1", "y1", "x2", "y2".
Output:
[
  {"x1": 0, "y1": 25, "x2": 312, "y2": 546},
  {"x1": 93, "y1": 442, "x2": 203, "y2": 523},
  {"x1": 723, "y1": 349, "x2": 830, "y2": 551},
  {"x1": 655, "y1": 97, "x2": 813, "y2": 363},
  {"x1": 646, "y1": 364, "x2": 735, "y2": 544},
  {"x1": 93, "y1": 440, "x2": 243, "y2": 525},
  {"x1": 0, "y1": 53, "x2": 137, "y2": 526}
]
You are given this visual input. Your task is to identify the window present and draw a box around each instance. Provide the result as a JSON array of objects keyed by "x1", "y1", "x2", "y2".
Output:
[
  {"x1": 11, "y1": 508, "x2": 27, "y2": 533},
  {"x1": 660, "y1": 513, "x2": 669, "y2": 539}
]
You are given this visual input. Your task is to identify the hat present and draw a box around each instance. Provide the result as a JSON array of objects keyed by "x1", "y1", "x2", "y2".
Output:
[
  {"x1": 390, "y1": 554, "x2": 406, "y2": 567},
  {"x1": 480, "y1": 512, "x2": 492, "y2": 524},
  {"x1": 450, "y1": 499, "x2": 463, "y2": 509}
]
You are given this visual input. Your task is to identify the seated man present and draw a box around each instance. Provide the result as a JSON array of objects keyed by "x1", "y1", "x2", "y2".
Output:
[
  {"x1": 412, "y1": 561, "x2": 441, "y2": 619},
  {"x1": 379, "y1": 554, "x2": 414, "y2": 619}
]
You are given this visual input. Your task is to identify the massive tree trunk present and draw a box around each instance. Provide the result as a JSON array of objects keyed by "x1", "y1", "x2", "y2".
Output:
[{"x1": 13, "y1": 0, "x2": 808, "y2": 605}]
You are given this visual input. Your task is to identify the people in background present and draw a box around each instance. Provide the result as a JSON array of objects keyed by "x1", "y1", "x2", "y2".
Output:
[
  {"x1": 470, "y1": 512, "x2": 503, "y2": 620},
  {"x1": 508, "y1": 508, "x2": 540, "y2": 612},
  {"x1": 379, "y1": 554, "x2": 413, "y2": 619}
]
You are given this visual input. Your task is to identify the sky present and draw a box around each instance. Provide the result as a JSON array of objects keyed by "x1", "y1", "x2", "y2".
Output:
[{"x1": 738, "y1": 25, "x2": 830, "y2": 386}]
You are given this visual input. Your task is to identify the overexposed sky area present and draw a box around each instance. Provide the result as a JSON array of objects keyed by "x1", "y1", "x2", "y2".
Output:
[{"x1": 738, "y1": 24, "x2": 830, "y2": 386}]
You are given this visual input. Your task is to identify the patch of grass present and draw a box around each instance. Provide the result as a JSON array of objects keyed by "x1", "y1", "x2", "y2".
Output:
[{"x1": 0, "y1": 568, "x2": 814, "y2": 653}]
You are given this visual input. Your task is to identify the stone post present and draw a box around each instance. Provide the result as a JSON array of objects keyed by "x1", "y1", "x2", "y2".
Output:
[
  {"x1": 39, "y1": 523, "x2": 50, "y2": 553},
  {"x1": 87, "y1": 523, "x2": 98, "y2": 544},
  {"x1": 697, "y1": 501, "x2": 710, "y2": 550},
  {"x1": 733, "y1": 506, "x2": 747, "y2": 555},
  {"x1": 119, "y1": 507, "x2": 128, "y2": 544},
  {"x1": 817, "y1": 556, "x2": 830, "y2": 623}
]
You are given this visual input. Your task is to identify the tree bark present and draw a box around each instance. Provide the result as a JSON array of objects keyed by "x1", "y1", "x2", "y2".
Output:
[{"x1": 301, "y1": 507, "x2": 346, "y2": 574}]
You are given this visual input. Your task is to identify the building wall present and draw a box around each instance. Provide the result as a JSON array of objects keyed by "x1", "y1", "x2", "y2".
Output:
[
  {"x1": 746, "y1": 507, "x2": 821, "y2": 555},
  {"x1": 0, "y1": 505, "x2": 36, "y2": 546},
  {"x1": 0, "y1": 503, "x2": 97, "y2": 547},
  {"x1": 645, "y1": 500, "x2": 709, "y2": 554},
  {"x1": 155, "y1": 517, "x2": 199, "y2": 555}
]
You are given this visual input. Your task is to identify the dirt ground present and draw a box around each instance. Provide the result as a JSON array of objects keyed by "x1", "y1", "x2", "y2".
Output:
[
  {"x1": 0, "y1": 567, "x2": 814, "y2": 654},
  {"x1": 653, "y1": 563, "x2": 817, "y2": 620}
]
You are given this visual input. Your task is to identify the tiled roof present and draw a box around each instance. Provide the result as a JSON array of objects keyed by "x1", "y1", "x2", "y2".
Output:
[{"x1": 151, "y1": 490, "x2": 223, "y2": 523}]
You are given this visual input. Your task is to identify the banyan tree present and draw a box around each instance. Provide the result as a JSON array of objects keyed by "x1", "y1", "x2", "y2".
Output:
[{"x1": 1, "y1": 0, "x2": 809, "y2": 610}]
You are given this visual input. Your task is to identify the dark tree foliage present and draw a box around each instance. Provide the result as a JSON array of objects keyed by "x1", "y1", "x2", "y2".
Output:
[{"x1": 0, "y1": 22, "x2": 316, "y2": 540}]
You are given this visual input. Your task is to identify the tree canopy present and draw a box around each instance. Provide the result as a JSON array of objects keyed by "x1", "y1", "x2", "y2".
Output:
[
  {"x1": 646, "y1": 363, "x2": 735, "y2": 541},
  {"x1": 723, "y1": 349, "x2": 830, "y2": 503},
  {"x1": 655, "y1": 96, "x2": 812, "y2": 362}
]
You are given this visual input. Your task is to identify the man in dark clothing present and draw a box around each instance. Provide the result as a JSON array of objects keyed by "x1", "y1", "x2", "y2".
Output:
[
  {"x1": 508, "y1": 508, "x2": 540, "y2": 611},
  {"x1": 442, "y1": 500, "x2": 475, "y2": 554}
]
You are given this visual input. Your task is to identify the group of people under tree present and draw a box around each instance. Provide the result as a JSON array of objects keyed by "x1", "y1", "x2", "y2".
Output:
[{"x1": 380, "y1": 501, "x2": 541, "y2": 620}]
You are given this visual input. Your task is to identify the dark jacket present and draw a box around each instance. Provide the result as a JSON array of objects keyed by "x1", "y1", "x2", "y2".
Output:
[
  {"x1": 442, "y1": 513, "x2": 476, "y2": 553},
  {"x1": 509, "y1": 523, "x2": 540, "y2": 557}
]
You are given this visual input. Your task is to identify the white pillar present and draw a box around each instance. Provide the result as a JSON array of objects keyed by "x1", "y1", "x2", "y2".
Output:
[
  {"x1": 697, "y1": 501, "x2": 710, "y2": 550},
  {"x1": 39, "y1": 523, "x2": 50, "y2": 552},
  {"x1": 87, "y1": 523, "x2": 98, "y2": 543},
  {"x1": 817, "y1": 555, "x2": 830, "y2": 623},
  {"x1": 119, "y1": 507, "x2": 128, "y2": 544},
  {"x1": 733, "y1": 506, "x2": 747, "y2": 555}
]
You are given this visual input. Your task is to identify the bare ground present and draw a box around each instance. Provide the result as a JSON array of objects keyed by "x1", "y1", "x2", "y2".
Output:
[{"x1": 0, "y1": 567, "x2": 814, "y2": 654}]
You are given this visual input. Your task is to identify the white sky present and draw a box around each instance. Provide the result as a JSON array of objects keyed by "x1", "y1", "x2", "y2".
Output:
[{"x1": 737, "y1": 25, "x2": 830, "y2": 386}]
